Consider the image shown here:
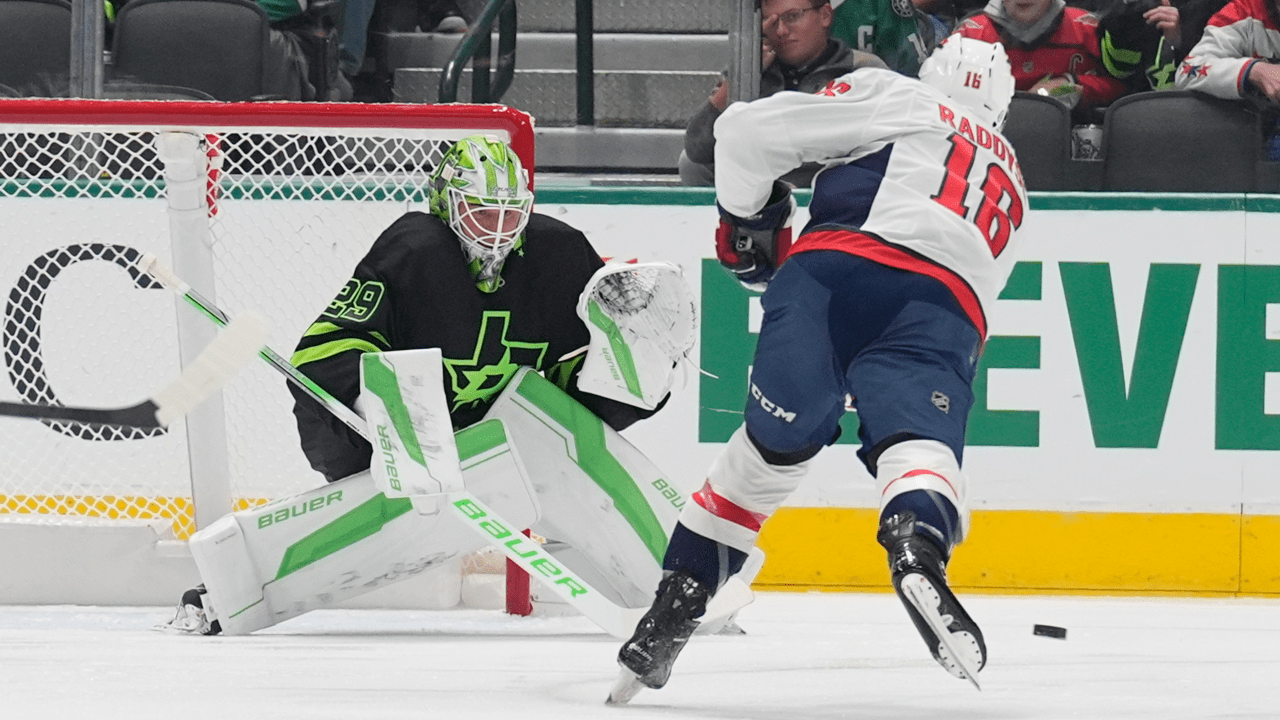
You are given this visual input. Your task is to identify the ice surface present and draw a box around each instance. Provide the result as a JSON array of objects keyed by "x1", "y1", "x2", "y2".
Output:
[{"x1": 1, "y1": 592, "x2": 1276, "y2": 719}]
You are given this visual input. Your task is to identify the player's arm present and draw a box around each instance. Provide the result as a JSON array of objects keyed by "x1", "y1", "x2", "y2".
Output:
[
  {"x1": 1174, "y1": 1, "x2": 1264, "y2": 98},
  {"x1": 712, "y1": 69, "x2": 893, "y2": 216},
  {"x1": 710, "y1": 70, "x2": 896, "y2": 289},
  {"x1": 289, "y1": 228, "x2": 403, "y2": 482}
]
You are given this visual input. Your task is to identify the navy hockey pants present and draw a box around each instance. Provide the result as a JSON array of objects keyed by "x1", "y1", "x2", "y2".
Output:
[{"x1": 744, "y1": 249, "x2": 983, "y2": 474}]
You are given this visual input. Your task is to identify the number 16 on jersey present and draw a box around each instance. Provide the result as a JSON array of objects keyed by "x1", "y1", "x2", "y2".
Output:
[{"x1": 930, "y1": 131, "x2": 1025, "y2": 258}]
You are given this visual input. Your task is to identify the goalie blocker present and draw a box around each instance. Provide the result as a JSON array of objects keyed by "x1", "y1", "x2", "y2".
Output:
[{"x1": 183, "y1": 366, "x2": 747, "y2": 635}]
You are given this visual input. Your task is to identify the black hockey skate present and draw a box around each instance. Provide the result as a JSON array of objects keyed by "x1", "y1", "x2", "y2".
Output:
[
  {"x1": 878, "y1": 512, "x2": 985, "y2": 689},
  {"x1": 607, "y1": 571, "x2": 710, "y2": 705},
  {"x1": 154, "y1": 584, "x2": 221, "y2": 636}
]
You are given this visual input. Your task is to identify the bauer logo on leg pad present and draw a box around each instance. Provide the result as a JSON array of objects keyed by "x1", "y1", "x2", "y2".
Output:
[
  {"x1": 257, "y1": 490, "x2": 344, "y2": 529},
  {"x1": 651, "y1": 478, "x2": 686, "y2": 510},
  {"x1": 360, "y1": 349, "x2": 464, "y2": 500},
  {"x1": 377, "y1": 425, "x2": 401, "y2": 491}
]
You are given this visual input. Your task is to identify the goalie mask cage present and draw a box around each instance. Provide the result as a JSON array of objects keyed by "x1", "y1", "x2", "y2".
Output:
[{"x1": 0, "y1": 99, "x2": 532, "y2": 613}]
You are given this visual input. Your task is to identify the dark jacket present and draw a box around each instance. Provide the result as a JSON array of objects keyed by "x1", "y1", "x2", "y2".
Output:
[{"x1": 684, "y1": 39, "x2": 888, "y2": 186}]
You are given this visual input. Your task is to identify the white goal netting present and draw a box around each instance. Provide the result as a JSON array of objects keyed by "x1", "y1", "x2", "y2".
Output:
[{"x1": 0, "y1": 99, "x2": 534, "y2": 544}]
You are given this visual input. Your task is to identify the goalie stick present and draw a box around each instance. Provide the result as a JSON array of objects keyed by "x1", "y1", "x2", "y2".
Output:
[
  {"x1": 135, "y1": 253, "x2": 366, "y2": 438},
  {"x1": 0, "y1": 313, "x2": 268, "y2": 429},
  {"x1": 136, "y1": 255, "x2": 754, "y2": 639}
]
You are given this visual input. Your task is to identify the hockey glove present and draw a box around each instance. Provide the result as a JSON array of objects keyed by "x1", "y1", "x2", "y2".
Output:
[{"x1": 715, "y1": 180, "x2": 796, "y2": 292}]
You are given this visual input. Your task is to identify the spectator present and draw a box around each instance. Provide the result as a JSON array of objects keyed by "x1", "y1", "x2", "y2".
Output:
[
  {"x1": 1087, "y1": 0, "x2": 1224, "y2": 92},
  {"x1": 1091, "y1": 0, "x2": 1180, "y2": 90},
  {"x1": 955, "y1": 0, "x2": 1128, "y2": 119},
  {"x1": 344, "y1": 0, "x2": 474, "y2": 102},
  {"x1": 1175, "y1": 0, "x2": 1280, "y2": 103},
  {"x1": 259, "y1": 0, "x2": 350, "y2": 101},
  {"x1": 1167, "y1": 0, "x2": 1234, "y2": 55},
  {"x1": 338, "y1": 0, "x2": 380, "y2": 80},
  {"x1": 830, "y1": 0, "x2": 955, "y2": 76},
  {"x1": 679, "y1": 0, "x2": 887, "y2": 186}
]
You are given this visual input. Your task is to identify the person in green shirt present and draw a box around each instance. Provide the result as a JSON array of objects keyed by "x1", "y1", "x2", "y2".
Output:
[{"x1": 829, "y1": 0, "x2": 953, "y2": 76}]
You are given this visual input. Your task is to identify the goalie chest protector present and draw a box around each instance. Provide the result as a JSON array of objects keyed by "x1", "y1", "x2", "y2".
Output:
[{"x1": 295, "y1": 211, "x2": 606, "y2": 430}]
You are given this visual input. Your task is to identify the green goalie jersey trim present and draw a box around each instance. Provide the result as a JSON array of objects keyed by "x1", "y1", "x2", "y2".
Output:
[{"x1": 292, "y1": 338, "x2": 386, "y2": 367}]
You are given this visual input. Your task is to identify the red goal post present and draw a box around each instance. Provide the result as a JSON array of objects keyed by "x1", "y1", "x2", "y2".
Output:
[{"x1": 0, "y1": 99, "x2": 535, "y2": 612}]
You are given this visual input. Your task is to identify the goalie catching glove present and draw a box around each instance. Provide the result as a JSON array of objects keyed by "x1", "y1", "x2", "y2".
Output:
[{"x1": 715, "y1": 180, "x2": 797, "y2": 292}]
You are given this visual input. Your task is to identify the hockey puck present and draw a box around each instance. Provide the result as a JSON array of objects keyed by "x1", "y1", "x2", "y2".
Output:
[{"x1": 1033, "y1": 624, "x2": 1067, "y2": 639}]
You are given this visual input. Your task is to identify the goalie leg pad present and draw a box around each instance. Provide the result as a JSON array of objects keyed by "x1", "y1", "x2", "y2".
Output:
[
  {"x1": 482, "y1": 368, "x2": 687, "y2": 608},
  {"x1": 191, "y1": 428, "x2": 540, "y2": 635},
  {"x1": 189, "y1": 471, "x2": 472, "y2": 635}
]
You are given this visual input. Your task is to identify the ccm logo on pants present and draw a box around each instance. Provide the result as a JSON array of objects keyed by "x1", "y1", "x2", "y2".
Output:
[{"x1": 751, "y1": 383, "x2": 796, "y2": 422}]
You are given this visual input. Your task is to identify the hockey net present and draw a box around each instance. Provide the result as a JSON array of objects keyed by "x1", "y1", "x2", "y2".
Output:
[{"x1": 0, "y1": 99, "x2": 534, "y2": 612}]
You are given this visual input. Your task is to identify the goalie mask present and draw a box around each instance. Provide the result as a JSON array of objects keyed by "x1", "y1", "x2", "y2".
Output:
[
  {"x1": 918, "y1": 37, "x2": 1015, "y2": 131},
  {"x1": 428, "y1": 135, "x2": 533, "y2": 293}
]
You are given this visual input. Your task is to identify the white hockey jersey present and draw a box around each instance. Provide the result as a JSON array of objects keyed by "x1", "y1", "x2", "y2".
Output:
[
  {"x1": 713, "y1": 67, "x2": 1029, "y2": 338},
  {"x1": 1174, "y1": 0, "x2": 1280, "y2": 98}
]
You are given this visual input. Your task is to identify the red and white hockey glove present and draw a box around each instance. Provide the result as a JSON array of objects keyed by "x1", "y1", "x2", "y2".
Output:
[{"x1": 715, "y1": 181, "x2": 796, "y2": 292}]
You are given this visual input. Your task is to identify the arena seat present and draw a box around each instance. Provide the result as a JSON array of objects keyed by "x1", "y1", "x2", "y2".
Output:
[
  {"x1": 101, "y1": 81, "x2": 218, "y2": 101},
  {"x1": 0, "y1": 0, "x2": 72, "y2": 96},
  {"x1": 1102, "y1": 91, "x2": 1263, "y2": 192},
  {"x1": 1003, "y1": 91, "x2": 1073, "y2": 191},
  {"x1": 111, "y1": 0, "x2": 277, "y2": 101}
]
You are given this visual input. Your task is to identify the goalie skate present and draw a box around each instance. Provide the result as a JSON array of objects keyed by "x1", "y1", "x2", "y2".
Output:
[
  {"x1": 878, "y1": 512, "x2": 985, "y2": 690},
  {"x1": 607, "y1": 571, "x2": 709, "y2": 705},
  {"x1": 154, "y1": 585, "x2": 222, "y2": 636}
]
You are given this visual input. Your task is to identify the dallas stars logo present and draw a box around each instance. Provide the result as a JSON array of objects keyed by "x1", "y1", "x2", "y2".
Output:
[{"x1": 442, "y1": 311, "x2": 547, "y2": 411}]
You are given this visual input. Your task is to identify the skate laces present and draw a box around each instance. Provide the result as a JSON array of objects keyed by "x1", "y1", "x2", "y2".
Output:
[{"x1": 655, "y1": 573, "x2": 710, "y2": 620}]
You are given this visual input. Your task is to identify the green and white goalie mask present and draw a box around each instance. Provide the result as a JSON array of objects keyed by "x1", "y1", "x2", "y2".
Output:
[{"x1": 428, "y1": 135, "x2": 533, "y2": 293}]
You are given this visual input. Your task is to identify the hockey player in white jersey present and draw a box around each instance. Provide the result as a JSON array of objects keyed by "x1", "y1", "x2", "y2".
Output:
[{"x1": 611, "y1": 37, "x2": 1027, "y2": 703}]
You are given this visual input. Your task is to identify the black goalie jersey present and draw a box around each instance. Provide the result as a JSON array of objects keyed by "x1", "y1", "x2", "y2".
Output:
[{"x1": 290, "y1": 211, "x2": 647, "y2": 482}]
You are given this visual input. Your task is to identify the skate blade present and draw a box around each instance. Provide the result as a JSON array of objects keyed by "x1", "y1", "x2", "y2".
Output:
[
  {"x1": 606, "y1": 667, "x2": 645, "y2": 705},
  {"x1": 900, "y1": 573, "x2": 983, "y2": 691}
]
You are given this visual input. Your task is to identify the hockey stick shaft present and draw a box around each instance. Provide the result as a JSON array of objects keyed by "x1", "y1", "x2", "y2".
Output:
[
  {"x1": 136, "y1": 253, "x2": 367, "y2": 439},
  {"x1": 0, "y1": 313, "x2": 268, "y2": 429}
]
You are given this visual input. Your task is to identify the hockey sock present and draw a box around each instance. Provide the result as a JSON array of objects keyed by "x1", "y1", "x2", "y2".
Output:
[
  {"x1": 880, "y1": 489, "x2": 961, "y2": 559},
  {"x1": 661, "y1": 522, "x2": 747, "y2": 592}
]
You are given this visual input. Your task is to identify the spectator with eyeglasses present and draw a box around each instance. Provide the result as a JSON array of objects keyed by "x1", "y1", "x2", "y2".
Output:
[{"x1": 679, "y1": 0, "x2": 887, "y2": 186}]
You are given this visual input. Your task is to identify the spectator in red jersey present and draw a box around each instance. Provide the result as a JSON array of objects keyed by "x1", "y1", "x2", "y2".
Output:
[
  {"x1": 954, "y1": 0, "x2": 1129, "y2": 118},
  {"x1": 1175, "y1": 0, "x2": 1280, "y2": 103}
]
